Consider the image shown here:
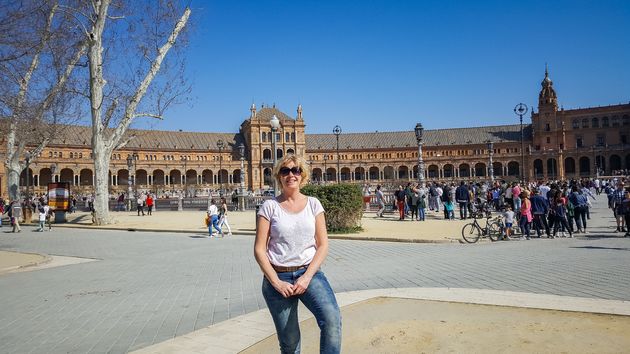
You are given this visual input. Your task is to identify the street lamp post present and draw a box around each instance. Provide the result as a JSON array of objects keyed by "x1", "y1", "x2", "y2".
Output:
[
  {"x1": 216, "y1": 139, "x2": 225, "y2": 196},
  {"x1": 22, "y1": 151, "x2": 32, "y2": 222},
  {"x1": 181, "y1": 155, "x2": 188, "y2": 197},
  {"x1": 323, "y1": 154, "x2": 328, "y2": 183},
  {"x1": 514, "y1": 103, "x2": 528, "y2": 181},
  {"x1": 126, "y1": 155, "x2": 133, "y2": 211},
  {"x1": 333, "y1": 125, "x2": 341, "y2": 183},
  {"x1": 270, "y1": 114, "x2": 280, "y2": 194},
  {"x1": 24, "y1": 151, "x2": 32, "y2": 201},
  {"x1": 132, "y1": 152, "x2": 139, "y2": 196},
  {"x1": 414, "y1": 123, "x2": 425, "y2": 188},
  {"x1": 487, "y1": 141, "x2": 494, "y2": 183},
  {"x1": 238, "y1": 142, "x2": 246, "y2": 211},
  {"x1": 50, "y1": 163, "x2": 57, "y2": 183}
]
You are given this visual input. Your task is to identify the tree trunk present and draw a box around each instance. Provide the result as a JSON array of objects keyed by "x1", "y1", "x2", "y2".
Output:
[
  {"x1": 6, "y1": 159, "x2": 22, "y2": 201},
  {"x1": 92, "y1": 137, "x2": 112, "y2": 225}
]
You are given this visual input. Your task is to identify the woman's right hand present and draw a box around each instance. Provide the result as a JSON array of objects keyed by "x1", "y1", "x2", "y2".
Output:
[{"x1": 273, "y1": 280, "x2": 294, "y2": 298}]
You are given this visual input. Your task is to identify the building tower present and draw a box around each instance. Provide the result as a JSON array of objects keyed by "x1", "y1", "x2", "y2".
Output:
[{"x1": 532, "y1": 65, "x2": 564, "y2": 179}]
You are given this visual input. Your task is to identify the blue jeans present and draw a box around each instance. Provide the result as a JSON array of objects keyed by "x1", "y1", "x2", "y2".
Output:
[
  {"x1": 458, "y1": 201, "x2": 468, "y2": 219},
  {"x1": 208, "y1": 215, "x2": 222, "y2": 235},
  {"x1": 262, "y1": 269, "x2": 341, "y2": 354},
  {"x1": 514, "y1": 197, "x2": 522, "y2": 214},
  {"x1": 418, "y1": 207, "x2": 425, "y2": 221}
]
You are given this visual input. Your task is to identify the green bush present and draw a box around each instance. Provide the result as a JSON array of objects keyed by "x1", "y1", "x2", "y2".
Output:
[{"x1": 302, "y1": 183, "x2": 363, "y2": 233}]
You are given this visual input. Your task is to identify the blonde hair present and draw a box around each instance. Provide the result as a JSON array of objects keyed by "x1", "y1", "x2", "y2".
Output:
[{"x1": 273, "y1": 154, "x2": 310, "y2": 188}]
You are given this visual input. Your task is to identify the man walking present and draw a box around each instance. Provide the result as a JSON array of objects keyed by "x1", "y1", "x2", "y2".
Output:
[
  {"x1": 394, "y1": 185, "x2": 406, "y2": 221},
  {"x1": 375, "y1": 185, "x2": 385, "y2": 217}
]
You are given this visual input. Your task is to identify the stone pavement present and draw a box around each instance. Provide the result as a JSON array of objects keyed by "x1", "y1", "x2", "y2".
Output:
[{"x1": 0, "y1": 198, "x2": 628, "y2": 353}]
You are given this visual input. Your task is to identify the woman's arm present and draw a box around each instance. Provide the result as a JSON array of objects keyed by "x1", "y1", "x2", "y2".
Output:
[
  {"x1": 293, "y1": 212, "x2": 329, "y2": 295},
  {"x1": 254, "y1": 216, "x2": 294, "y2": 298}
]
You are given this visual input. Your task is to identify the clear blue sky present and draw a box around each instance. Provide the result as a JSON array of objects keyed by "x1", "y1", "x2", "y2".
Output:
[{"x1": 145, "y1": 0, "x2": 630, "y2": 134}]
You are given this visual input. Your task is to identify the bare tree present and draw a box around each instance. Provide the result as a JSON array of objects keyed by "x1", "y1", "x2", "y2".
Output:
[
  {"x1": 0, "y1": 0, "x2": 87, "y2": 201},
  {"x1": 69, "y1": 0, "x2": 191, "y2": 224}
]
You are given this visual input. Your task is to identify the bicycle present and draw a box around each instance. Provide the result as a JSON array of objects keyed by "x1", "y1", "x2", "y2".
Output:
[{"x1": 461, "y1": 214, "x2": 503, "y2": 243}]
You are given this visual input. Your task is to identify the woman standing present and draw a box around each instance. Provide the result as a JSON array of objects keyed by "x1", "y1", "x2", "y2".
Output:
[
  {"x1": 519, "y1": 190, "x2": 532, "y2": 240},
  {"x1": 146, "y1": 194, "x2": 154, "y2": 216},
  {"x1": 218, "y1": 197, "x2": 233, "y2": 236},
  {"x1": 254, "y1": 155, "x2": 342, "y2": 353}
]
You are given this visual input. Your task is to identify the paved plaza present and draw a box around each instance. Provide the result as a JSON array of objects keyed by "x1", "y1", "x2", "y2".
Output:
[{"x1": 1, "y1": 198, "x2": 629, "y2": 353}]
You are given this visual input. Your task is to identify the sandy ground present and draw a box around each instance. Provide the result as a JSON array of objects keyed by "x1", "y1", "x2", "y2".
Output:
[
  {"x1": 53, "y1": 208, "x2": 469, "y2": 242},
  {"x1": 242, "y1": 297, "x2": 630, "y2": 354},
  {"x1": 0, "y1": 250, "x2": 48, "y2": 273}
]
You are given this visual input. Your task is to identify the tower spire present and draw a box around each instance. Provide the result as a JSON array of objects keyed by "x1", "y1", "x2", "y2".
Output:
[
  {"x1": 538, "y1": 64, "x2": 557, "y2": 110},
  {"x1": 250, "y1": 102, "x2": 256, "y2": 119},
  {"x1": 545, "y1": 62, "x2": 548, "y2": 78}
]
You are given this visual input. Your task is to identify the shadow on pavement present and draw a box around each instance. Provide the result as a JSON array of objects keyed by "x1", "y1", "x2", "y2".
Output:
[{"x1": 570, "y1": 246, "x2": 630, "y2": 251}]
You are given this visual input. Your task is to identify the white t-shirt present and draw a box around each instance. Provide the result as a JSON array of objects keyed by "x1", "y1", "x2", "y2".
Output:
[
  {"x1": 208, "y1": 204, "x2": 219, "y2": 216},
  {"x1": 504, "y1": 210, "x2": 515, "y2": 224},
  {"x1": 257, "y1": 196, "x2": 325, "y2": 267}
]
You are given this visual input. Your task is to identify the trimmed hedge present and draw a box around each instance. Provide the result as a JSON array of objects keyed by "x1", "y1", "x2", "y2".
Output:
[{"x1": 302, "y1": 183, "x2": 363, "y2": 233}]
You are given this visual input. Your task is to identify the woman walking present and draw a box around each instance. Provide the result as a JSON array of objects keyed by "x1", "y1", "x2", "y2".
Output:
[
  {"x1": 218, "y1": 197, "x2": 233, "y2": 236},
  {"x1": 254, "y1": 155, "x2": 341, "y2": 353}
]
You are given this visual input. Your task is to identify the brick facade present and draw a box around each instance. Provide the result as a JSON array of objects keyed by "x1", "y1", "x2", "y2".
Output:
[{"x1": 2, "y1": 71, "x2": 629, "y2": 197}]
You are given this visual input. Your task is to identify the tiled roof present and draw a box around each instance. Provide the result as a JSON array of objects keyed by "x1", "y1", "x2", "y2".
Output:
[
  {"x1": 255, "y1": 107, "x2": 295, "y2": 123},
  {"x1": 305, "y1": 124, "x2": 533, "y2": 150},
  {"x1": 47, "y1": 122, "x2": 531, "y2": 152},
  {"x1": 50, "y1": 125, "x2": 245, "y2": 151}
]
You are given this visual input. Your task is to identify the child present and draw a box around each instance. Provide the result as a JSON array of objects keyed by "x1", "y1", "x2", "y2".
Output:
[
  {"x1": 503, "y1": 206, "x2": 515, "y2": 239},
  {"x1": 418, "y1": 194, "x2": 427, "y2": 221},
  {"x1": 551, "y1": 192, "x2": 573, "y2": 238},
  {"x1": 37, "y1": 205, "x2": 46, "y2": 232},
  {"x1": 444, "y1": 199, "x2": 455, "y2": 220}
]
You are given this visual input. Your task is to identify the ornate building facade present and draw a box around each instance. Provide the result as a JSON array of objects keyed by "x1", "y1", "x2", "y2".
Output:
[{"x1": 2, "y1": 71, "x2": 629, "y2": 197}]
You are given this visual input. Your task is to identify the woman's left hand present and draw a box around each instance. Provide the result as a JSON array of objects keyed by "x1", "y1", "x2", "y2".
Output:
[{"x1": 293, "y1": 273, "x2": 312, "y2": 295}]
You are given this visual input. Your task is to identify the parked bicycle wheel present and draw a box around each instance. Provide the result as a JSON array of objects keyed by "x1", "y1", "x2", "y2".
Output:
[
  {"x1": 462, "y1": 223, "x2": 482, "y2": 243},
  {"x1": 487, "y1": 221, "x2": 502, "y2": 242}
]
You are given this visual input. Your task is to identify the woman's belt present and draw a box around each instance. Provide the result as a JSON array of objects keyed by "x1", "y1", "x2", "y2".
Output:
[{"x1": 271, "y1": 264, "x2": 309, "y2": 272}]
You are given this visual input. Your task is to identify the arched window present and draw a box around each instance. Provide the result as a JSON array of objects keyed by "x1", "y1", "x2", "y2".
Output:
[
  {"x1": 581, "y1": 118, "x2": 589, "y2": 128},
  {"x1": 591, "y1": 117, "x2": 599, "y2": 128},
  {"x1": 602, "y1": 117, "x2": 609, "y2": 127},
  {"x1": 612, "y1": 116, "x2": 620, "y2": 127},
  {"x1": 572, "y1": 119, "x2": 579, "y2": 129}
]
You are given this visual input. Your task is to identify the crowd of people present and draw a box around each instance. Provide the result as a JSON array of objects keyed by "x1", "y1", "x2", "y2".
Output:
[{"x1": 364, "y1": 176, "x2": 630, "y2": 239}]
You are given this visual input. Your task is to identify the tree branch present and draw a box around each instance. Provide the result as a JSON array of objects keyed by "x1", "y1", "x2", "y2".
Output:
[
  {"x1": 110, "y1": 6, "x2": 191, "y2": 147},
  {"x1": 132, "y1": 112, "x2": 163, "y2": 120}
]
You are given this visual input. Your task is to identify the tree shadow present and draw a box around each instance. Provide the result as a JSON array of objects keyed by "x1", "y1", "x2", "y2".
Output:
[{"x1": 571, "y1": 246, "x2": 630, "y2": 251}]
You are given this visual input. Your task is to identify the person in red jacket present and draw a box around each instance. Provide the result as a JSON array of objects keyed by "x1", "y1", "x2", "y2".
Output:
[{"x1": 146, "y1": 194, "x2": 154, "y2": 215}]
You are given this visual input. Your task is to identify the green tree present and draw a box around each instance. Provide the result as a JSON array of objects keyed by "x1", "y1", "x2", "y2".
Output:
[{"x1": 302, "y1": 184, "x2": 363, "y2": 233}]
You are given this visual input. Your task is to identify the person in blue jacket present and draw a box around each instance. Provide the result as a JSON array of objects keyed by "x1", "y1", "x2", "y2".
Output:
[{"x1": 530, "y1": 188, "x2": 550, "y2": 238}]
